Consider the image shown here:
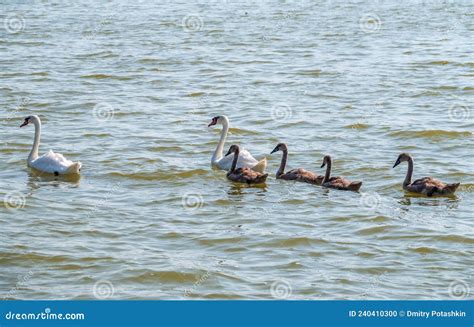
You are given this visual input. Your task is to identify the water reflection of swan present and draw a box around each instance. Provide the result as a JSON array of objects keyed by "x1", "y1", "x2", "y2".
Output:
[{"x1": 26, "y1": 169, "x2": 80, "y2": 193}]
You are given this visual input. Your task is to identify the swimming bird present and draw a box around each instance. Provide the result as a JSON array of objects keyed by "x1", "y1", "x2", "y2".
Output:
[
  {"x1": 392, "y1": 153, "x2": 459, "y2": 196},
  {"x1": 225, "y1": 145, "x2": 268, "y2": 184},
  {"x1": 20, "y1": 115, "x2": 82, "y2": 175},
  {"x1": 208, "y1": 115, "x2": 267, "y2": 173},
  {"x1": 270, "y1": 143, "x2": 323, "y2": 184},
  {"x1": 320, "y1": 155, "x2": 362, "y2": 191}
]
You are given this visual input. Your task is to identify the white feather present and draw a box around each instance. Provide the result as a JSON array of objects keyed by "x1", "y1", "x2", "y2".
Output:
[
  {"x1": 209, "y1": 115, "x2": 267, "y2": 173},
  {"x1": 29, "y1": 150, "x2": 82, "y2": 174},
  {"x1": 22, "y1": 115, "x2": 82, "y2": 175},
  {"x1": 213, "y1": 148, "x2": 258, "y2": 170}
]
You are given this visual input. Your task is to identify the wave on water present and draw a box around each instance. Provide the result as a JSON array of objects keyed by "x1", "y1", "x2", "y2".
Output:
[
  {"x1": 0, "y1": 252, "x2": 115, "y2": 265},
  {"x1": 259, "y1": 237, "x2": 329, "y2": 248},
  {"x1": 120, "y1": 270, "x2": 204, "y2": 283},
  {"x1": 459, "y1": 183, "x2": 474, "y2": 192},
  {"x1": 82, "y1": 132, "x2": 112, "y2": 138},
  {"x1": 187, "y1": 91, "x2": 207, "y2": 97},
  {"x1": 75, "y1": 51, "x2": 117, "y2": 58},
  {"x1": 80, "y1": 74, "x2": 133, "y2": 80},
  {"x1": 0, "y1": 41, "x2": 49, "y2": 46},
  {"x1": 108, "y1": 169, "x2": 209, "y2": 181},
  {"x1": 211, "y1": 127, "x2": 261, "y2": 136},
  {"x1": 344, "y1": 123, "x2": 369, "y2": 129},
  {"x1": 356, "y1": 225, "x2": 394, "y2": 236},
  {"x1": 415, "y1": 61, "x2": 474, "y2": 68},
  {"x1": 295, "y1": 69, "x2": 322, "y2": 76},
  {"x1": 408, "y1": 246, "x2": 438, "y2": 254},
  {"x1": 426, "y1": 60, "x2": 451, "y2": 65},
  {"x1": 389, "y1": 130, "x2": 472, "y2": 139}
]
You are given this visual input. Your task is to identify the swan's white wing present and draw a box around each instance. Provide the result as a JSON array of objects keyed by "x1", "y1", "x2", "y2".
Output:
[
  {"x1": 29, "y1": 150, "x2": 75, "y2": 174},
  {"x1": 214, "y1": 148, "x2": 259, "y2": 170},
  {"x1": 238, "y1": 148, "x2": 259, "y2": 162}
]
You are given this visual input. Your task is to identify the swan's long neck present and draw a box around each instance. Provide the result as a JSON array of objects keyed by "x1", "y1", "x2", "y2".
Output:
[
  {"x1": 230, "y1": 147, "x2": 239, "y2": 173},
  {"x1": 277, "y1": 150, "x2": 288, "y2": 176},
  {"x1": 29, "y1": 119, "x2": 41, "y2": 162},
  {"x1": 323, "y1": 158, "x2": 331, "y2": 183},
  {"x1": 404, "y1": 157, "x2": 414, "y2": 186},
  {"x1": 212, "y1": 117, "x2": 229, "y2": 163}
]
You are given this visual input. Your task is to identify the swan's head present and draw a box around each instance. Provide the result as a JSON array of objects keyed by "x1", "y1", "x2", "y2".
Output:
[
  {"x1": 207, "y1": 115, "x2": 228, "y2": 127},
  {"x1": 20, "y1": 116, "x2": 30, "y2": 128},
  {"x1": 225, "y1": 144, "x2": 239, "y2": 156},
  {"x1": 270, "y1": 143, "x2": 288, "y2": 154},
  {"x1": 393, "y1": 153, "x2": 412, "y2": 168},
  {"x1": 320, "y1": 155, "x2": 332, "y2": 168},
  {"x1": 20, "y1": 115, "x2": 39, "y2": 128}
]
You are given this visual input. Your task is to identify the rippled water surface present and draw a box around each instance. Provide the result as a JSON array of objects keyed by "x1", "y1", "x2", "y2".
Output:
[{"x1": 1, "y1": 1, "x2": 473, "y2": 300}]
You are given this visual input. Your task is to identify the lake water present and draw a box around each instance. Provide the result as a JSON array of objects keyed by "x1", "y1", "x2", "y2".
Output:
[{"x1": 0, "y1": 0, "x2": 473, "y2": 300}]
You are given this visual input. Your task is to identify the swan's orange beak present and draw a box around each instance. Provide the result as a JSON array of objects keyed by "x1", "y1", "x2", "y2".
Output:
[{"x1": 20, "y1": 120, "x2": 29, "y2": 128}]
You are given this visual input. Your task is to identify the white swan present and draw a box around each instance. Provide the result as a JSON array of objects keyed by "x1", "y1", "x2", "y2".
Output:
[
  {"x1": 20, "y1": 115, "x2": 82, "y2": 175},
  {"x1": 208, "y1": 115, "x2": 267, "y2": 173}
]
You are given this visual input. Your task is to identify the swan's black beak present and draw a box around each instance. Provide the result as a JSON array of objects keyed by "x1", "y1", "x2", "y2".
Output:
[
  {"x1": 392, "y1": 159, "x2": 401, "y2": 168},
  {"x1": 320, "y1": 162, "x2": 326, "y2": 168},
  {"x1": 270, "y1": 146, "x2": 279, "y2": 154},
  {"x1": 208, "y1": 117, "x2": 218, "y2": 127},
  {"x1": 225, "y1": 149, "x2": 232, "y2": 156},
  {"x1": 20, "y1": 120, "x2": 29, "y2": 128}
]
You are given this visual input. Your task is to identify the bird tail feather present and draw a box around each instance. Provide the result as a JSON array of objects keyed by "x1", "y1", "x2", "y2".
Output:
[
  {"x1": 251, "y1": 158, "x2": 267, "y2": 173},
  {"x1": 66, "y1": 162, "x2": 82, "y2": 174},
  {"x1": 348, "y1": 181, "x2": 362, "y2": 192}
]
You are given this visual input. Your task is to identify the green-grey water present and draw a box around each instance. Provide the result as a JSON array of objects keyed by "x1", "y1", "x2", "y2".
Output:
[{"x1": 0, "y1": 0, "x2": 473, "y2": 300}]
